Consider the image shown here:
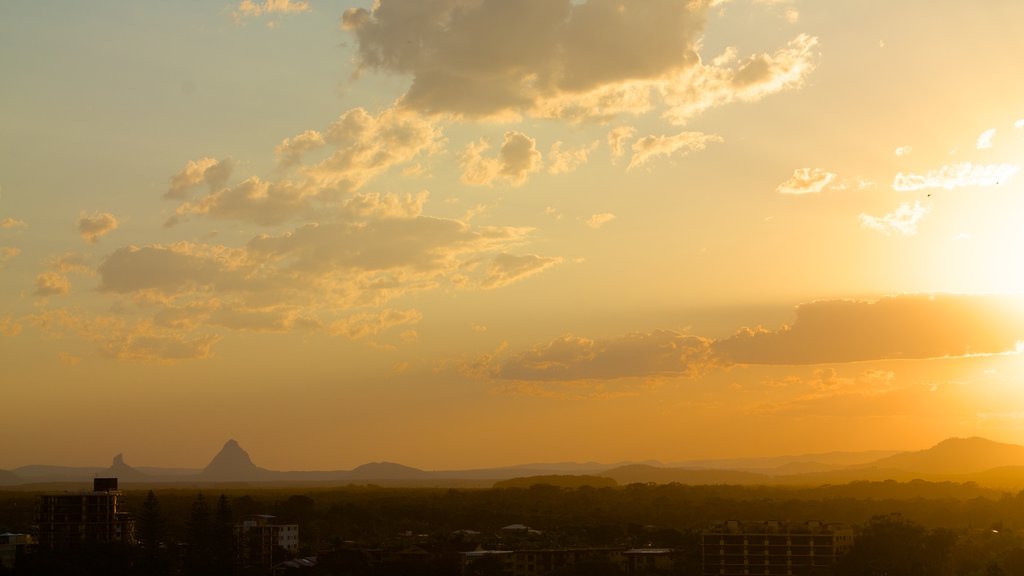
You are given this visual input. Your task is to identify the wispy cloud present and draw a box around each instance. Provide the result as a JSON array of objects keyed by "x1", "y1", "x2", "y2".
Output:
[
  {"x1": 859, "y1": 201, "x2": 929, "y2": 236},
  {"x1": 776, "y1": 167, "x2": 838, "y2": 194},
  {"x1": 892, "y1": 162, "x2": 1019, "y2": 191}
]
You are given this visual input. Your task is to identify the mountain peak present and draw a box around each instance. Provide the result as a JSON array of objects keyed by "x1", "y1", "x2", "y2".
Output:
[
  {"x1": 202, "y1": 439, "x2": 267, "y2": 480},
  {"x1": 869, "y1": 436, "x2": 1024, "y2": 475}
]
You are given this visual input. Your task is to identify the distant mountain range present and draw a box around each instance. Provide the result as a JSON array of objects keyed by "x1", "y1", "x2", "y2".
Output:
[{"x1": 6, "y1": 436, "x2": 1024, "y2": 489}]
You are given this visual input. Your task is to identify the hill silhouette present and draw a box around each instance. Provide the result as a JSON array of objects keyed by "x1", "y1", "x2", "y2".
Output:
[
  {"x1": 201, "y1": 439, "x2": 273, "y2": 481},
  {"x1": 348, "y1": 461, "x2": 429, "y2": 480},
  {"x1": 865, "y1": 437, "x2": 1024, "y2": 475},
  {"x1": 98, "y1": 454, "x2": 148, "y2": 482},
  {"x1": 602, "y1": 464, "x2": 769, "y2": 485},
  {"x1": 494, "y1": 474, "x2": 618, "y2": 489}
]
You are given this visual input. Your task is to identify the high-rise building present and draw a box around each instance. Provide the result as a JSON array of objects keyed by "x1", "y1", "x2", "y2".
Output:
[
  {"x1": 34, "y1": 478, "x2": 135, "y2": 550},
  {"x1": 238, "y1": 514, "x2": 299, "y2": 567},
  {"x1": 702, "y1": 520, "x2": 853, "y2": 576}
]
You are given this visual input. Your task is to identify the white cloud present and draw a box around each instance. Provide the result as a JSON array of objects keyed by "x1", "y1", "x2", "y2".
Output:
[
  {"x1": 892, "y1": 162, "x2": 1019, "y2": 191},
  {"x1": 628, "y1": 131, "x2": 722, "y2": 170},
  {"x1": 165, "y1": 157, "x2": 234, "y2": 200},
  {"x1": 607, "y1": 126, "x2": 636, "y2": 159},
  {"x1": 859, "y1": 201, "x2": 929, "y2": 236},
  {"x1": 234, "y1": 0, "x2": 310, "y2": 21},
  {"x1": 78, "y1": 212, "x2": 119, "y2": 244},
  {"x1": 660, "y1": 34, "x2": 818, "y2": 125},
  {"x1": 547, "y1": 141, "x2": 596, "y2": 175},
  {"x1": 895, "y1": 146, "x2": 913, "y2": 157},
  {"x1": 479, "y1": 254, "x2": 562, "y2": 289},
  {"x1": 168, "y1": 107, "x2": 443, "y2": 227},
  {"x1": 977, "y1": 128, "x2": 996, "y2": 149},
  {"x1": 775, "y1": 167, "x2": 838, "y2": 195},
  {"x1": 275, "y1": 129, "x2": 326, "y2": 168},
  {"x1": 460, "y1": 131, "x2": 542, "y2": 186},
  {"x1": 586, "y1": 213, "x2": 616, "y2": 229}
]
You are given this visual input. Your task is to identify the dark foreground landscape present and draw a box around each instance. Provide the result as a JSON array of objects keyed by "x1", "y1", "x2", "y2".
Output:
[{"x1": 3, "y1": 477, "x2": 1024, "y2": 576}]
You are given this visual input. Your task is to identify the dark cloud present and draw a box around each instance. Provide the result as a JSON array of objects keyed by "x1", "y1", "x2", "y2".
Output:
[{"x1": 714, "y1": 294, "x2": 1024, "y2": 365}]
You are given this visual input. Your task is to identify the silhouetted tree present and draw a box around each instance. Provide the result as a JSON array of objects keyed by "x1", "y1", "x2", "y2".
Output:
[
  {"x1": 834, "y1": 514, "x2": 954, "y2": 576},
  {"x1": 213, "y1": 494, "x2": 239, "y2": 575},
  {"x1": 184, "y1": 493, "x2": 214, "y2": 576},
  {"x1": 136, "y1": 490, "x2": 168, "y2": 576}
]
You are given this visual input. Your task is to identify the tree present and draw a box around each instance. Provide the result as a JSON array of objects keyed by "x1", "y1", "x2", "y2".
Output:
[
  {"x1": 834, "y1": 514, "x2": 953, "y2": 576},
  {"x1": 136, "y1": 490, "x2": 169, "y2": 576},
  {"x1": 213, "y1": 494, "x2": 239, "y2": 575},
  {"x1": 184, "y1": 493, "x2": 214, "y2": 576}
]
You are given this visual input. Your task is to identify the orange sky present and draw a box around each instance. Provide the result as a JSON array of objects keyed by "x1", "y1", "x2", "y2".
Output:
[{"x1": 2, "y1": 0, "x2": 1024, "y2": 471}]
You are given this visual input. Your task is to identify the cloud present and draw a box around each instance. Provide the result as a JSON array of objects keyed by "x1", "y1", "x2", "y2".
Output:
[
  {"x1": 775, "y1": 167, "x2": 838, "y2": 194},
  {"x1": 460, "y1": 131, "x2": 542, "y2": 186},
  {"x1": 234, "y1": 0, "x2": 310, "y2": 20},
  {"x1": 34, "y1": 272, "x2": 70, "y2": 297},
  {"x1": 547, "y1": 141, "x2": 596, "y2": 175},
  {"x1": 586, "y1": 213, "x2": 616, "y2": 229},
  {"x1": 165, "y1": 157, "x2": 234, "y2": 200},
  {"x1": 0, "y1": 315, "x2": 22, "y2": 337},
  {"x1": 892, "y1": 162, "x2": 1019, "y2": 191},
  {"x1": 859, "y1": 201, "x2": 928, "y2": 236},
  {"x1": 607, "y1": 126, "x2": 636, "y2": 158},
  {"x1": 78, "y1": 212, "x2": 119, "y2": 244},
  {"x1": 102, "y1": 332, "x2": 220, "y2": 363},
  {"x1": 343, "y1": 1, "x2": 815, "y2": 123},
  {"x1": 977, "y1": 128, "x2": 996, "y2": 149},
  {"x1": 170, "y1": 107, "x2": 442, "y2": 227},
  {"x1": 714, "y1": 294, "x2": 1024, "y2": 365},
  {"x1": 96, "y1": 207, "x2": 556, "y2": 348},
  {"x1": 479, "y1": 253, "x2": 562, "y2": 289},
  {"x1": 327, "y1": 308, "x2": 422, "y2": 339},
  {"x1": 275, "y1": 129, "x2": 326, "y2": 168},
  {"x1": 660, "y1": 34, "x2": 818, "y2": 125},
  {"x1": 747, "y1": 368, "x2": 901, "y2": 416},
  {"x1": 29, "y1": 308, "x2": 220, "y2": 363},
  {"x1": 0, "y1": 246, "x2": 19, "y2": 268},
  {"x1": 0, "y1": 217, "x2": 27, "y2": 229},
  {"x1": 895, "y1": 146, "x2": 913, "y2": 157},
  {"x1": 628, "y1": 131, "x2": 722, "y2": 169},
  {"x1": 469, "y1": 294, "x2": 1024, "y2": 387},
  {"x1": 496, "y1": 330, "x2": 717, "y2": 381}
]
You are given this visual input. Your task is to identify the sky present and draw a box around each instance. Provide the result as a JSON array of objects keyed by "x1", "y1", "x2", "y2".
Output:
[{"x1": 3, "y1": 0, "x2": 1024, "y2": 472}]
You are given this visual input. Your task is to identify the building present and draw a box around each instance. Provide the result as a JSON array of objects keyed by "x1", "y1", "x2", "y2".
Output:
[
  {"x1": 0, "y1": 533, "x2": 32, "y2": 569},
  {"x1": 623, "y1": 548, "x2": 678, "y2": 573},
  {"x1": 239, "y1": 514, "x2": 299, "y2": 567},
  {"x1": 702, "y1": 520, "x2": 854, "y2": 576},
  {"x1": 34, "y1": 477, "x2": 135, "y2": 550}
]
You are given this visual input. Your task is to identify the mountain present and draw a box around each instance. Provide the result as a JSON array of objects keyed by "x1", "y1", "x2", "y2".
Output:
[
  {"x1": 602, "y1": 464, "x2": 769, "y2": 485},
  {"x1": 201, "y1": 439, "x2": 274, "y2": 481},
  {"x1": 348, "y1": 462, "x2": 430, "y2": 480},
  {"x1": 97, "y1": 454, "x2": 148, "y2": 482},
  {"x1": 864, "y1": 437, "x2": 1024, "y2": 475},
  {"x1": 0, "y1": 469, "x2": 21, "y2": 486},
  {"x1": 674, "y1": 450, "x2": 901, "y2": 473},
  {"x1": 12, "y1": 465, "x2": 102, "y2": 482}
]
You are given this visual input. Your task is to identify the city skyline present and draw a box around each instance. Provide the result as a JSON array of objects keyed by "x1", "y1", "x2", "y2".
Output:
[{"x1": 3, "y1": 0, "x2": 1024, "y2": 471}]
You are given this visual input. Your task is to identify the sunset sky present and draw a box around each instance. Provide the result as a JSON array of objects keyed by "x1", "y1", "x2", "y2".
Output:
[{"x1": 3, "y1": 0, "x2": 1024, "y2": 471}]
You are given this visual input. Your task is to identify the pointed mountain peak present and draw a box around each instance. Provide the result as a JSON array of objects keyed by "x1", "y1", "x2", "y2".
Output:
[
  {"x1": 202, "y1": 439, "x2": 269, "y2": 480},
  {"x1": 101, "y1": 452, "x2": 146, "y2": 480}
]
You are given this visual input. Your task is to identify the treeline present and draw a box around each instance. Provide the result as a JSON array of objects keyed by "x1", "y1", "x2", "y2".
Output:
[{"x1": 3, "y1": 480, "x2": 1024, "y2": 574}]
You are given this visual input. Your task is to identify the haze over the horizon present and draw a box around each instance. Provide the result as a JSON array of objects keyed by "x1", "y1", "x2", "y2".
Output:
[{"x1": 3, "y1": 0, "x2": 1024, "y2": 472}]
